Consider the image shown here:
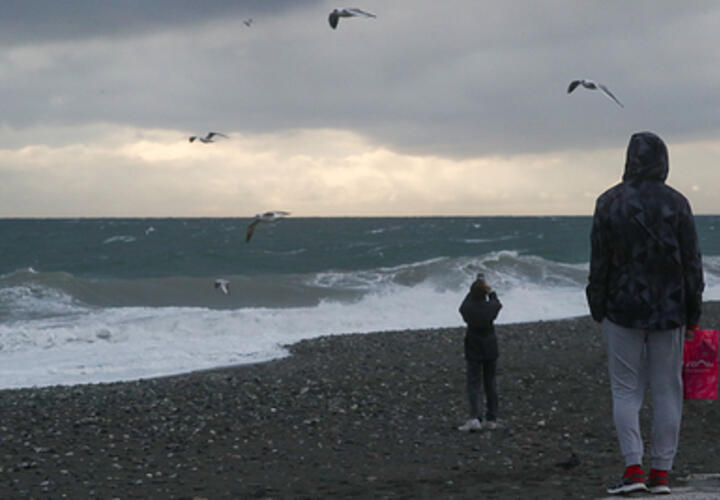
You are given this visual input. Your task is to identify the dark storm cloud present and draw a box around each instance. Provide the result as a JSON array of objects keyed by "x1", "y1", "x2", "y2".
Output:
[
  {"x1": 1, "y1": 1, "x2": 720, "y2": 158},
  {"x1": 0, "y1": 0, "x2": 320, "y2": 44},
  {"x1": 168, "y1": 0, "x2": 720, "y2": 157},
  {"x1": 2, "y1": 1, "x2": 720, "y2": 217}
]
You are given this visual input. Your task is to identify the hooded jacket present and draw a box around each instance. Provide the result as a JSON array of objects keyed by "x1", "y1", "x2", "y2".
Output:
[
  {"x1": 459, "y1": 290, "x2": 502, "y2": 361},
  {"x1": 586, "y1": 132, "x2": 704, "y2": 330}
]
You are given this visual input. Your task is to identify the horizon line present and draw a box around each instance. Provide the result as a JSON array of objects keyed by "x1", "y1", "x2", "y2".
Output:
[{"x1": 2, "y1": 213, "x2": 720, "y2": 220}]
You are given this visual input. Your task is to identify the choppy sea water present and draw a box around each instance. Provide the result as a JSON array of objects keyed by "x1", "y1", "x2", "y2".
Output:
[{"x1": 2, "y1": 216, "x2": 720, "y2": 389}]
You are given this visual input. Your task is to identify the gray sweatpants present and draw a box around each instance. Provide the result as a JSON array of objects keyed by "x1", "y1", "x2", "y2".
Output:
[{"x1": 602, "y1": 319, "x2": 684, "y2": 470}]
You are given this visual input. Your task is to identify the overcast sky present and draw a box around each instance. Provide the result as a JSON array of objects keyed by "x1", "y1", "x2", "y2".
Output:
[{"x1": 1, "y1": 1, "x2": 719, "y2": 216}]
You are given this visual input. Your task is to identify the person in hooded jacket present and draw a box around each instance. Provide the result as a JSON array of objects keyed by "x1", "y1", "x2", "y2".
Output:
[
  {"x1": 458, "y1": 274, "x2": 502, "y2": 432},
  {"x1": 586, "y1": 131, "x2": 704, "y2": 495}
]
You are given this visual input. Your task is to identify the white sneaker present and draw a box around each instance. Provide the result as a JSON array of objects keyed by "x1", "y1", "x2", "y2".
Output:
[
  {"x1": 484, "y1": 420, "x2": 500, "y2": 430},
  {"x1": 458, "y1": 418, "x2": 482, "y2": 432}
]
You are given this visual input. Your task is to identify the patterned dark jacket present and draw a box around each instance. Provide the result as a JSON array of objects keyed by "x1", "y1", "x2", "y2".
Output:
[{"x1": 586, "y1": 132, "x2": 704, "y2": 330}]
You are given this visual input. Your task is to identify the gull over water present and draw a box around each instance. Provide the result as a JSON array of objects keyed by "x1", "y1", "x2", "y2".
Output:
[
  {"x1": 246, "y1": 211, "x2": 291, "y2": 243},
  {"x1": 214, "y1": 279, "x2": 231, "y2": 295}
]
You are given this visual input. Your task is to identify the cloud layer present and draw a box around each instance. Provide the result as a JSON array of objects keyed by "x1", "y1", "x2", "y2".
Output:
[
  {"x1": 1, "y1": 1, "x2": 719, "y2": 215},
  {"x1": 1, "y1": 126, "x2": 715, "y2": 217}
]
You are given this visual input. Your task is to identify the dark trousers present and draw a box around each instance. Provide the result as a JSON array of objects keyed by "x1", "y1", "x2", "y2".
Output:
[{"x1": 466, "y1": 359, "x2": 498, "y2": 421}]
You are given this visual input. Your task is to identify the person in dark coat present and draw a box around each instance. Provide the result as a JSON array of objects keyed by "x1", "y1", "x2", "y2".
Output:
[
  {"x1": 586, "y1": 131, "x2": 704, "y2": 495},
  {"x1": 458, "y1": 274, "x2": 502, "y2": 432}
]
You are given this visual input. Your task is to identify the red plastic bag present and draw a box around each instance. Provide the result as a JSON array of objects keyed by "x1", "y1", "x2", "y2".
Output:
[{"x1": 683, "y1": 329, "x2": 718, "y2": 400}]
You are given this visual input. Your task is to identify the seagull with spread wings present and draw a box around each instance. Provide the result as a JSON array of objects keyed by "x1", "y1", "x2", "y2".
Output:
[
  {"x1": 214, "y1": 279, "x2": 231, "y2": 295},
  {"x1": 246, "y1": 211, "x2": 291, "y2": 243},
  {"x1": 189, "y1": 132, "x2": 229, "y2": 143},
  {"x1": 567, "y1": 79, "x2": 624, "y2": 108},
  {"x1": 328, "y1": 8, "x2": 376, "y2": 30}
]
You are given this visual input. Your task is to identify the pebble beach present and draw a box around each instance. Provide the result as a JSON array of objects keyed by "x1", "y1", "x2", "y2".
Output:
[{"x1": 1, "y1": 305, "x2": 719, "y2": 499}]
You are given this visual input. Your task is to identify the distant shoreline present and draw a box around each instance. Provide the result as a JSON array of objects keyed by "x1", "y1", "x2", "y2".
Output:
[
  {"x1": 0, "y1": 214, "x2": 600, "y2": 220},
  {"x1": 3, "y1": 214, "x2": 720, "y2": 219}
]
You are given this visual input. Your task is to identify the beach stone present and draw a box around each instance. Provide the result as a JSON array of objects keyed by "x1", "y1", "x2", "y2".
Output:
[{"x1": 1, "y1": 309, "x2": 720, "y2": 498}]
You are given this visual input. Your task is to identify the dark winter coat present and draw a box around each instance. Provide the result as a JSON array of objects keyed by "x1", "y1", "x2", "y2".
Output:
[
  {"x1": 586, "y1": 131, "x2": 704, "y2": 330},
  {"x1": 459, "y1": 291, "x2": 502, "y2": 361}
]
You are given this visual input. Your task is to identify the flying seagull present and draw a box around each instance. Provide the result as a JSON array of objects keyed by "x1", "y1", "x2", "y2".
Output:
[
  {"x1": 246, "y1": 211, "x2": 291, "y2": 243},
  {"x1": 214, "y1": 279, "x2": 231, "y2": 295},
  {"x1": 243, "y1": 18, "x2": 253, "y2": 27},
  {"x1": 567, "y1": 79, "x2": 624, "y2": 108},
  {"x1": 189, "y1": 132, "x2": 229, "y2": 143},
  {"x1": 328, "y1": 8, "x2": 377, "y2": 30}
]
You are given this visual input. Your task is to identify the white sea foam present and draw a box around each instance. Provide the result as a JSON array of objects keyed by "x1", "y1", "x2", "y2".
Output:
[
  {"x1": 102, "y1": 235, "x2": 137, "y2": 244},
  {"x1": 0, "y1": 284, "x2": 85, "y2": 321},
  {"x1": 700, "y1": 256, "x2": 720, "y2": 301},
  {"x1": 0, "y1": 277, "x2": 588, "y2": 390},
  {"x1": 367, "y1": 225, "x2": 401, "y2": 235},
  {"x1": 2, "y1": 253, "x2": 720, "y2": 390},
  {"x1": 460, "y1": 235, "x2": 518, "y2": 244}
]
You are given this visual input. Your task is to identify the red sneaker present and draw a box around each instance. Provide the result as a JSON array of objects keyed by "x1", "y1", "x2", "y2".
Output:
[
  {"x1": 648, "y1": 469, "x2": 671, "y2": 495},
  {"x1": 606, "y1": 465, "x2": 648, "y2": 495}
]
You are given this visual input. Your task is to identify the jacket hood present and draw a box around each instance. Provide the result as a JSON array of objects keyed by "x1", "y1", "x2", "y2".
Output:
[{"x1": 622, "y1": 131, "x2": 668, "y2": 182}]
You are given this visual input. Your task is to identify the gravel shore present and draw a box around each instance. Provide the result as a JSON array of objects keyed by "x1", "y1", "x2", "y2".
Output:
[{"x1": 1, "y1": 304, "x2": 719, "y2": 499}]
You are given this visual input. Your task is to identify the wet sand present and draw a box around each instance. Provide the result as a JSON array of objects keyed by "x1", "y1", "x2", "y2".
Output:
[{"x1": 1, "y1": 304, "x2": 719, "y2": 499}]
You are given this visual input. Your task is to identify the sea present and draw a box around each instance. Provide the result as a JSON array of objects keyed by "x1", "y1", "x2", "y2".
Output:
[{"x1": 2, "y1": 216, "x2": 720, "y2": 390}]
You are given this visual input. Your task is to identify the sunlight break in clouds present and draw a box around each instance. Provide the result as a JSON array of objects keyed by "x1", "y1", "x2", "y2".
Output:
[{"x1": 1, "y1": 125, "x2": 718, "y2": 217}]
